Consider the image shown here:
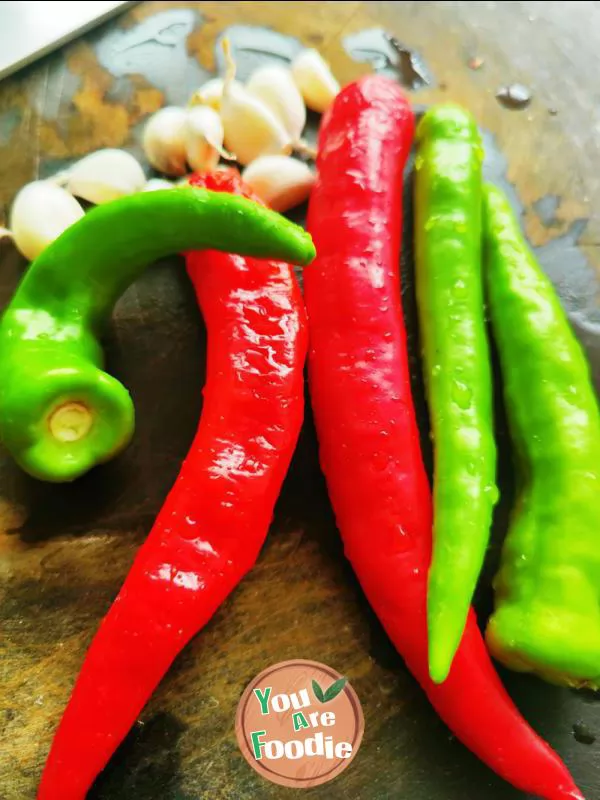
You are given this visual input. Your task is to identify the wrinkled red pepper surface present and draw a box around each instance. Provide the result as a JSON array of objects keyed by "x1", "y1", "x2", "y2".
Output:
[{"x1": 38, "y1": 170, "x2": 308, "y2": 799}]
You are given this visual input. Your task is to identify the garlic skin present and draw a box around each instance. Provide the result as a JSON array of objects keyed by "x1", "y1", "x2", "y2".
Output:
[
  {"x1": 142, "y1": 178, "x2": 175, "y2": 192},
  {"x1": 242, "y1": 155, "x2": 315, "y2": 212},
  {"x1": 67, "y1": 149, "x2": 146, "y2": 204},
  {"x1": 143, "y1": 106, "x2": 189, "y2": 176},
  {"x1": 291, "y1": 49, "x2": 340, "y2": 113},
  {"x1": 10, "y1": 181, "x2": 84, "y2": 261},
  {"x1": 246, "y1": 65, "x2": 306, "y2": 142},
  {"x1": 220, "y1": 38, "x2": 292, "y2": 166},
  {"x1": 189, "y1": 77, "x2": 242, "y2": 111},
  {"x1": 185, "y1": 105, "x2": 226, "y2": 172}
]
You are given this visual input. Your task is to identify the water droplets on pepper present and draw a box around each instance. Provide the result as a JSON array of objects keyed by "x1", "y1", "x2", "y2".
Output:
[{"x1": 452, "y1": 380, "x2": 472, "y2": 409}]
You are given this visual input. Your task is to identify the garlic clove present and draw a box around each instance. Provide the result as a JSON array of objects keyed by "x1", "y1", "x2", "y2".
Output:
[
  {"x1": 10, "y1": 181, "x2": 84, "y2": 261},
  {"x1": 220, "y1": 38, "x2": 292, "y2": 166},
  {"x1": 246, "y1": 65, "x2": 306, "y2": 142},
  {"x1": 189, "y1": 77, "x2": 242, "y2": 111},
  {"x1": 142, "y1": 106, "x2": 189, "y2": 176},
  {"x1": 185, "y1": 105, "x2": 228, "y2": 172},
  {"x1": 67, "y1": 149, "x2": 146, "y2": 204},
  {"x1": 142, "y1": 178, "x2": 175, "y2": 192},
  {"x1": 291, "y1": 49, "x2": 340, "y2": 113},
  {"x1": 242, "y1": 155, "x2": 315, "y2": 212}
]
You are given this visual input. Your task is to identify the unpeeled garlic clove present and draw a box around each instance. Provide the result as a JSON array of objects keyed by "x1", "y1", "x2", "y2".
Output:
[
  {"x1": 242, "y1": 155, "x2": 315, "y2": 212},
  {"x1": 185, "y1": 105, "x2": 228, "y2": 172},
  {"x1": 10, "y1": 181, "x2": 84, "y2": 261},
  {"x1": 67, "y1": 149, "x2": 146, "y2": 204},
  {"x1": 291, "y1": 49, "x2": 340, "y2": 113},
  {"x1": 143, "y1": 106, "x2": 189, "y2": 176},
  {"x1": 189, "y1": 77, "x2": 242, "y2": 111},
  {"x1": 246, "y1": 65, "x2": 306, "y2": 142},
  {"x1": 220, "y1": 38, "x2": 292, "y2": 166},
  {"x1": 142, "y1": 178, "x2": 175, "y2": 192}
]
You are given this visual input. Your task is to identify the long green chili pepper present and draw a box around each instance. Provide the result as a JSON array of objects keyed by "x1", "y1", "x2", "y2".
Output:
[
  {"x1": 483, "y1": 183, "x2": 600, "y2": 688},
  {"x1": 415, "y1": 105, "x2": 497, "y2": 684},
  {"x1": 0, "y1": 188, "x2": 315, "y2": 483}
]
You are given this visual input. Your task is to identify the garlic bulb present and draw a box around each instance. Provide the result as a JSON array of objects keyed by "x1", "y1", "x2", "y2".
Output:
[
  {"x1": 185, "y1": 105, "x2": 228, "y2": 172},
  {"x1": 142, "y1": 178, "x2": 175, "y2": 192},
  {"x1": 189, "y1": 77, "x2": 242, "y2": 111},
  {"x1": 67, "y1": 149, "x2": 146, "y2": 204},
  {"x1": 242, "y1": 155, "x2": 315, "y2": 212},
  {"x1": 143, "y1": 106, "x2": 189, "y2": 176},
  {"x1": 10, "y1": 181, "x2": 84, "y2": 261},
  {"x1": 220, "y1": 39, "x2": 292, "y2": 166},
  {"x1": 246, "y1": 65, "x2": 306, "y2": 142},
  {"x1": 291, "y1": 49, "x2": 340, "y2": 113}
]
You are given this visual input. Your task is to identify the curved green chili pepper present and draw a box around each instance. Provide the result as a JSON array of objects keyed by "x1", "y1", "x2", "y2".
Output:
[
  {"x1": 483, "y1": 183, "x2": 600, "y2": 689},
  {"x1": 415, "y1": 105, "x2": 497, "y2": 684},
  {"x1": 0, "y1": 187, "x2": 315, "y2": 483}
]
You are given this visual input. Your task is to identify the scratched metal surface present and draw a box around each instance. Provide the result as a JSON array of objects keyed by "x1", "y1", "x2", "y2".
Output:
[{"x1": 1, "y1": 2, "x2": 600, "y2": 799}]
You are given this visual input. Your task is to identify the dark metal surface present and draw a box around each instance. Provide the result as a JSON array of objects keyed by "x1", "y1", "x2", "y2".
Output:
[{"x1": 1, "y1": 2, "x2": 600, "y2": 798}]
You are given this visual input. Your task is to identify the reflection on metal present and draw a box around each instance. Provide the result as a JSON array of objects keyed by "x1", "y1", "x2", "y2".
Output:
[{"x1": 0, "y1": 0, "x2": 137, "y2": 81}]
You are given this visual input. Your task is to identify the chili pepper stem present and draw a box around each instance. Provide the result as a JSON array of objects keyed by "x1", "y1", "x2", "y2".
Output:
[
  {"x1": 0, "y1": 188, "x2": 314, "y2": 482},
  {"x1": 48, "y1": 401, "x2": 93, "y2": 443}
]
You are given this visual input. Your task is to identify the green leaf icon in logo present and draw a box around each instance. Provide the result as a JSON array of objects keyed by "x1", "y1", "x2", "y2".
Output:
[
  {"x1": 312, "y1": 679, "x2": 325, "y2": 703},
  {"x1": 312, "y1": 677, "x2": 348, "y2": 703},
  {"x1": 324, "y1": 677, "x2": 348, "y2": 702}
]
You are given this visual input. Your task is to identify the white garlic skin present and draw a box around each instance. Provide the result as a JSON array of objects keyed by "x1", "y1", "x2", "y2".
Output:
[
  {"x1": 67, "y1": 149, "x2": 146, "y2": 204},
  {"x1": 142, "y1": 106, "x2": 189, "y2": 176},
  {"x1": 291, "y1": 49, "x2": 340, "y2": 113},
  {"x1": 185, "y1": 105, "x2": 225, "y2": 172},
  {"x1": 246, "y1": 65, "x2": 306, "y2": 142},
  {"x1": 242, "y1": 155, "x2": 315, "y2": 213},
  {"x1": 142, "y1": 178, "x2": 175, "y2": 192},
  {"x1": 10, "y1": 181, "x2": 85, "y2": 261},
  {"x1": 221, "y1": 82, "x2": 292, "y2": 167},
  {"x1": 190, "y1": 78, "x2": 242, "y2": 111}
]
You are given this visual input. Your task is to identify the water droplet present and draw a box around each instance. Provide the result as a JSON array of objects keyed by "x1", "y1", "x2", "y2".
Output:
[
  {"x1": 185, "y1": 516, "x2": 197, "y2": 526},
  {"x1": 452, "y1": 380, "x2": 472, "y2": 408},
  {"x1": 415, "y1": 154, "x2": 424, "y2": 171},
  {"x1": 454, "y1": 279, "x2": 467, "y2": 297},
  {"x1": 573, "y1": 721, "x2": 596, "y2": 745},
  {"x1": 496, "y1": 83, "x2": 532, "y2": 110},
  {"x1": 484, "y1": 484, "x2": 500, "y2": 504},
  {"x1": 432, "y1": 364, "x2": 442, "y2": 377},
  {"x1": 371, "y1": 451, "x2": 389, "y2": 472}
]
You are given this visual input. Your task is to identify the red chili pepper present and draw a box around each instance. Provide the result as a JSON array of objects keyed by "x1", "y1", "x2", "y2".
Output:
[
  {"x1": 304, "y1": 75, "x2": 584, "y2": 800},
  {"x1": 37, "y1": 170, "x2": 308, "y2": 800}
]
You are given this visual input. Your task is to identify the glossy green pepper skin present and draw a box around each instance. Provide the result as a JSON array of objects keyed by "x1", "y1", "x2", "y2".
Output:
[
  {"x1": 0, "y1": 187, "x2": 315, "y2": 483},
  {"x1": 415, "y1": 105, "x2": 497, "y2": 684},
  {"x1": 483, "y1": 183, "x2": 600, "y2": 689}
]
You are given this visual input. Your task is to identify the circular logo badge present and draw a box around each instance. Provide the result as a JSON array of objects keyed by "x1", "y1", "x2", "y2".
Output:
[{"x1": 236, "y1": 659, "x2": 364, "y2": 789}]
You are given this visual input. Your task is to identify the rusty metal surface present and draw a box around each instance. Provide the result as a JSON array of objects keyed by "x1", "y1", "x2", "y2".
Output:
[{"x1": 1, "y1": 2, "x2": 600, "y2": 798}]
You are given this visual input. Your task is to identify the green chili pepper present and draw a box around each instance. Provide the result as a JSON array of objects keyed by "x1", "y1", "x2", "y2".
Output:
[
  {"x1": 483, "y1": 183, "x2": 600, "y2": 688},
  {"x1": 415, "y1": 105, "x2": 497, "y2": 684},
  {"x1": 0, "y1": 187, "x2": 315, "y2": 483}
]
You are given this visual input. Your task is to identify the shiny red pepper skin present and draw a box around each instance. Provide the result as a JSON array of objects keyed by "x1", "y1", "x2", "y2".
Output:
[
  {"x1": 304, "y1": 75, "x2": 583, "y2": 800},
  {"x1": 38, "y1": 170, "x2": 308, "y2": 800}
]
